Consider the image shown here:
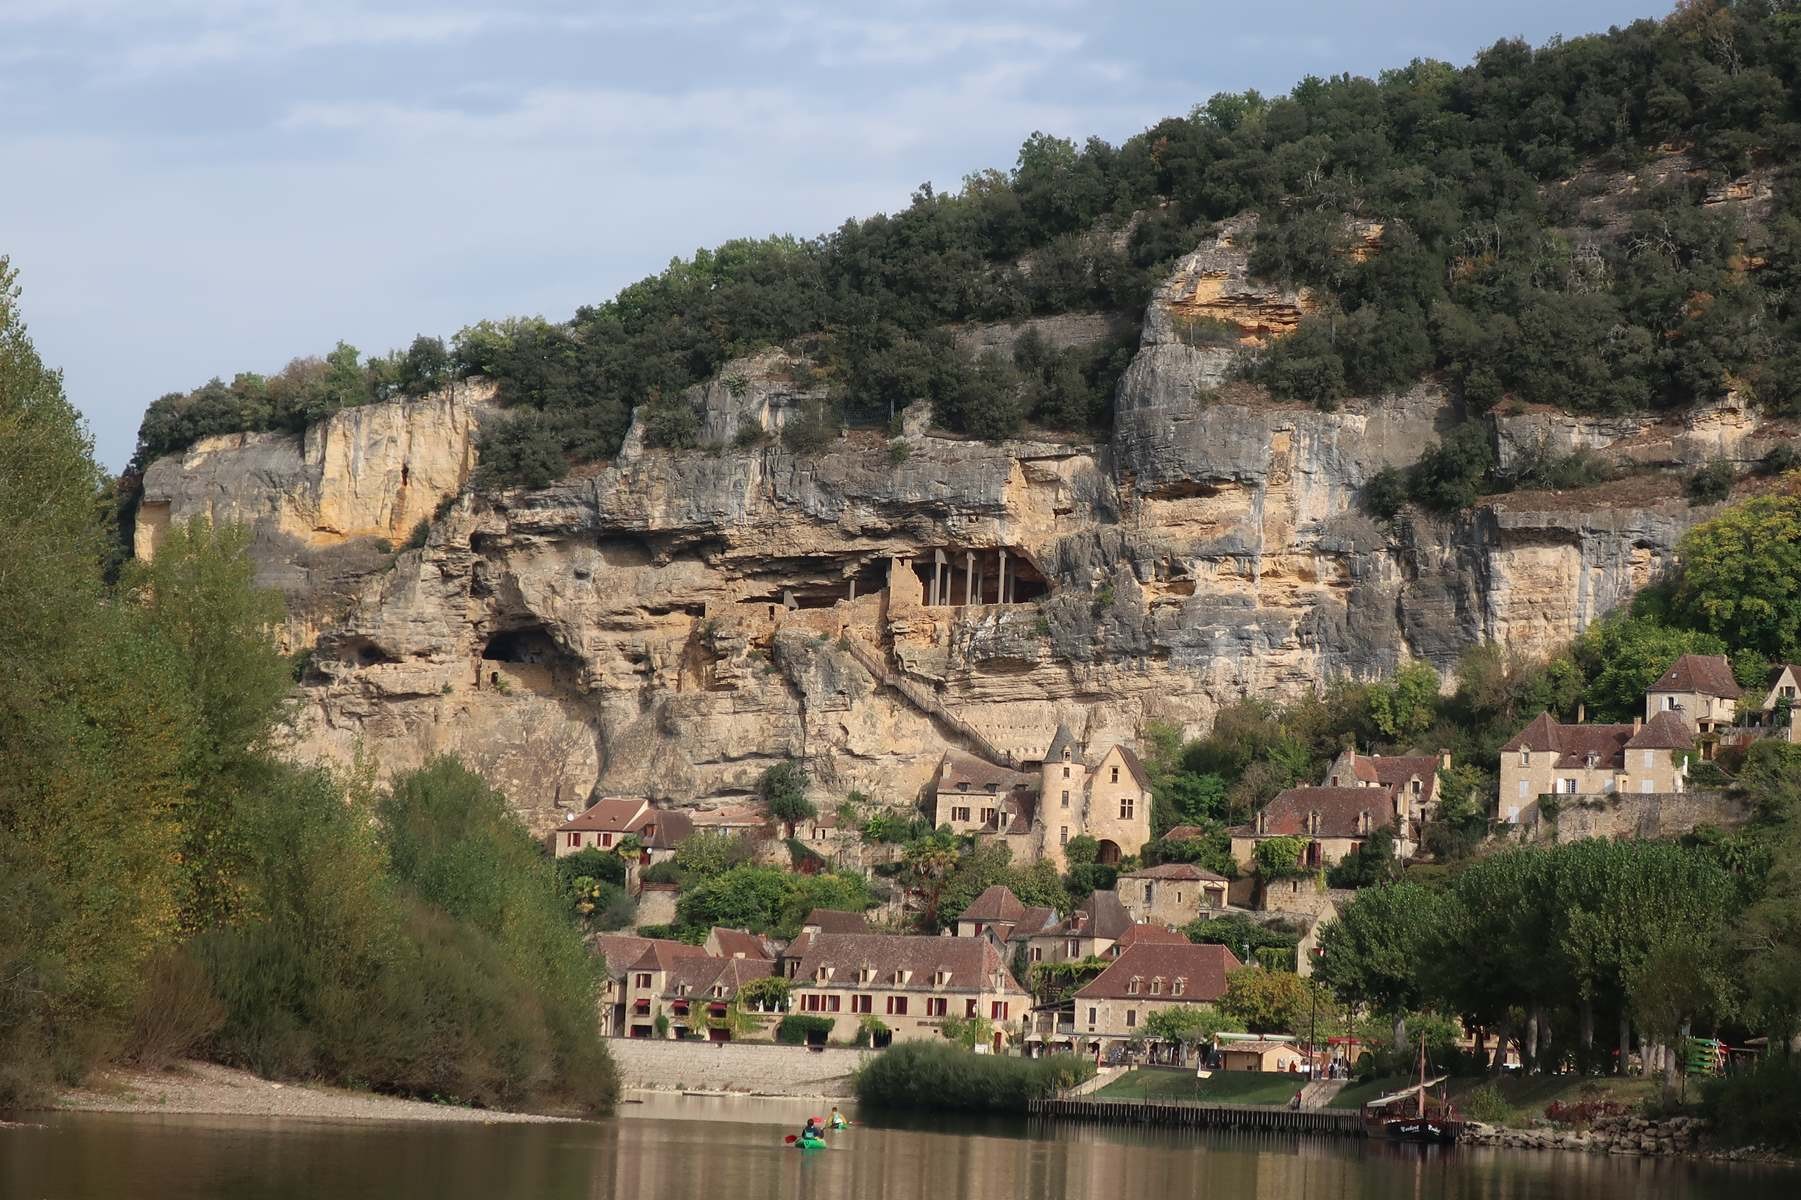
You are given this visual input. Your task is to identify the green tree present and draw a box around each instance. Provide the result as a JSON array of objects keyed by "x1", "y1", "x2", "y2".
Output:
[
  {"x1": 1253, "y1": 836, "x2": 1309, "y2": 879},
  {"x1": 761, "y1": 760, "x2": 816, "y2": 835},
  {"x1": 1220, "y1": 968, "x2": 1312, "y2": 1035},
  {"x1": 1673, "y1": 495, "x2": 1801, "y2": 661},
  {"x1": 1365, "y1": 661, "x2": 1441, "y2": 740},
  {"x1": 1573, "y1": 611, "x2": 1728, "y2": 722},
  {"x1": 1315, "y1": 882, "x2": 1445, "y2": 1031}
]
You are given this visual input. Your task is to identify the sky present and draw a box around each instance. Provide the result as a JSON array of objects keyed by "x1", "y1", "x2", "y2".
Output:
[{"x1": 1, "y1": 0, "x2": 1663, "y2": 470}]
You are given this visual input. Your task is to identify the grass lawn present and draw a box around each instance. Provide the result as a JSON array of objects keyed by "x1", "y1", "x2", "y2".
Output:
[
  {"x1": 1095, "y1": 1068, "x2": 1306, "y2": 1106},
  {"x1": 1327, "y1": 1073, "x2": 1660, "y2": 1124}
]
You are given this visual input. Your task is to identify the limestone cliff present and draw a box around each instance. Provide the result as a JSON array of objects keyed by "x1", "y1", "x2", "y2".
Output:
[{"x1": 133, "y1": 233, "x2": 1738, "y2": 834}]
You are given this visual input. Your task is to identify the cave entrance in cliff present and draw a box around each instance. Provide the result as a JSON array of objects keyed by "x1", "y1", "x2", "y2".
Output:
[
  {"x1": 910, "y1": 548, "x2": 1049, "y2": 607},
  {"x1": 479, "y1": 625, "x2": 579, "y2": 691},
  {"x1": 1095, "y1": 839, "x2": 1122, "y2": 866}
]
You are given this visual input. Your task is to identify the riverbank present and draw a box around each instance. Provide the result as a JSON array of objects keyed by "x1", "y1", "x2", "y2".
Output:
[{"x1": 41, "y1": 1061, "x2": 579, "y2": 1124}]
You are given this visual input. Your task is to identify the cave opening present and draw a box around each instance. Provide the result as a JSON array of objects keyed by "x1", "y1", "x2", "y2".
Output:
[
  {"x1": 912, "y1": 548, "x2": 1049, "y2": 606},
  {"x1": 482, "y1": 627, "x2": 562, "y2": 664}
]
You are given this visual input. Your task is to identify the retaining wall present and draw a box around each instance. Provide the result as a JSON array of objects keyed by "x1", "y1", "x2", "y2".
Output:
[{"x1": 608, "y1": 1038, "x2": 873, "y2": 1097}]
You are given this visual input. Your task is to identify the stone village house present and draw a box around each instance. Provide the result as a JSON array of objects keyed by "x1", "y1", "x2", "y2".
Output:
[
  {"x1": 1497, "y1": 711, "x2": 1694, "y2": 823},
  {"x1": 1116, "y1": 863, "x2": 1228, "y2": 928},
  {"x1": 786, "y1": 933, "x2": 1031, "y2": 1050},
  {"x1": 931, "y1": 720, "x2": 1154, "y2": 871},
  {"x1": 1228, "y1": 786, "x2": 1413, "y2": 874},
  {"x1": 1070, "y1": 942, "x2": 1242, "y2": 1060}
]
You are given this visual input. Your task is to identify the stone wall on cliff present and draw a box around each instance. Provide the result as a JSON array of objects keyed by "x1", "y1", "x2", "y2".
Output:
[{"x1": 132, "y1": 229, "x2": 1726, "y2": 834}]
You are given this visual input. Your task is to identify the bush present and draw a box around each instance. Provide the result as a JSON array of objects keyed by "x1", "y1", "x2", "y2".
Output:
[
  {"x1": 404, "y1": 518, "x2": 431, "y2": 550},
  {"x1": 123, "y1": 946, "x2": 225, "y2": 1068},
  {"x1": 852, "y1": 1041, "x2": 1094, "y2": 1112},
  {"x1": 775, "y1": 1015, "x2": 836, "y2": 1045},
  {"x1": 1462, "y1": 1082, "x2": 1510, "y2": 1124},
  {"x1": 1702, "y1": 1056, "x2": 1801, "y2": 1148},
  {"x1": 1688, "y1": 460, "x2": 1736, "y2": 505}
]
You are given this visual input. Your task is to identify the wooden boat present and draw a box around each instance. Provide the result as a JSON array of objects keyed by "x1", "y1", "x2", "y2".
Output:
[{"x1": 1366, "y1": 1036, "x2": 1465, "y2": 1145}]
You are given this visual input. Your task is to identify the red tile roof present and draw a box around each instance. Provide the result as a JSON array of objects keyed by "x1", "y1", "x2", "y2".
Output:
[
  {"x1": 709, "y1": 928, "x2": 776, "y2": 960},
  {"x1": 564, "y1": 796, "x2": 651, "y2": 833},
  {"x1": 1115, "y1": 923, "x2": 1191, "y2": 949},
  {"x1": 1500, "y1": 713, "x2": 1637, "y2": 770},
  {"x1": 1122, "y1": 863, "x2": 1227, "y2": 882},
  {"x1": 589, "y1": 933, "x2": 707, "y2": 976},
  {"x1": 1060, "y1": 890, "x2": 1134, "y2": 941},
  {"x1": 790, "y1": 933, "x2": 1024, "y2": 994},
  {"x1": 1073, "y1": 942, "x2": 1241, "y2": 1001},
  {"x1": 1244, "y1": 787, "x2": 1395, "y2": 839},
  {"x1": 961, "y1": 886, "x2": 1028, "y2": 924},
  {"x1": 1162, "y1": 825, "x2": 1209, "y2": 841},
  {"x1": 660, "y1": 955, "x2": 776, "y2": 1001},
  {"x1": 1625, "y1": 709, "x2": 1696, "y2": 751},
  {"x1": 936, "y1": 749, "x2": 1033, "y2": 795},
  {"x1": 1648, "y1": 654, "x2": 1742, "y2": 699}
]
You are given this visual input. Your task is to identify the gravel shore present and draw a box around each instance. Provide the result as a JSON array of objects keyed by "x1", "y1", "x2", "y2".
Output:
[{"x1": 49, "y1": 1061, "x2": 580, "y2": 1125}]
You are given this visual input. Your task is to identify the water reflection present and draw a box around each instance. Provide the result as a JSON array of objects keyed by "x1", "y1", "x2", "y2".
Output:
[{"x1": 2, "y1": 1095, "x2": 1792, "y2": 1200}]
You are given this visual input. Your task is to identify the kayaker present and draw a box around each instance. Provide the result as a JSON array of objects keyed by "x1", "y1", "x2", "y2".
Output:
[
  {"x1": 829, "y1": 1106, "x2": 849, "y2": 1130},
  {"x1": 802, "y1": 1116, "x2": 824, "y2": 1141}
]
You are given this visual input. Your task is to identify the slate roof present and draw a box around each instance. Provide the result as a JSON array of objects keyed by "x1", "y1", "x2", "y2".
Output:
[
  {"x1": 1122, "y1": 863, "x2": 1228, "y2": 882},
  {"x1": 1647, "y1": 654, "x2": 1742, "y2": 698},
  {"x1": 1499, "y1": 714, "x2": 1636, "y2": 770},
  {"x1": 801, "y1": 908, "x2": 870, "y2": 934},
  {"x1": 1044, "y1": 720, "x2": 1082, "y2": 764},
  {"x1": 1073, "y1": 942, "x2": 1241, "y2": 1002},
  {"x1": 1242, "y1": 787, "x2": 1393, "y2": 839},
  {"x1": 960, "y1": 885, "x2": 1028, "y2": 924},
  {"x1": 1062, "y1": 890, "x2": 1133, "y2": 941},
  {"x1": 790, "y1": 933, "x2": 1024, "y2": 995}
]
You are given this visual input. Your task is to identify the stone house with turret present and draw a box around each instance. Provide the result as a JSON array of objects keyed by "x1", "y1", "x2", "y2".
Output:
[{"x1": 929, "y1": 719, "x2": 1154, "y2": 870}]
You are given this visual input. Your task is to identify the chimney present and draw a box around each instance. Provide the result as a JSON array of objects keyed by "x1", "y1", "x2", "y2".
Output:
[
  {"x1": 1438, "y1": 748, "x2": 1452, "y2": 770},
  {"x1": 1633, "y1": 716, "x2": 1643, "y2": 733},
  {"x1": 1577, "y1": 702, "x2": 1587, "y2": 724}
]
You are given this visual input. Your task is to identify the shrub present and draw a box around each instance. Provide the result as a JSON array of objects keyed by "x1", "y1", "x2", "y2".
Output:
[
  {"x1": 1758, "y1": 443, "x2": 1801, "y2": 476},
  {"x1": 852, "y1": 1041, "x2": 1094, "y2": 1112},
  {"x1": 1702, "y1": 1055, "x2": 1801, "y2": 1147},
  {"x1": 1688, "y1": 459, "x2": 1735, "y2": 505},
  {"x1": 404, "y1": 518, "x2": 431, "y2": 550},
  {"x1": 123, "y1": 946, "x2": 225, "y2": 1068},
  {"x1": 775, "y1": 1014, "x2": 835, "y2": 1045},
  {"x1": 1462, "y1": 1082, "x2": 1510, "y2": 1124}
]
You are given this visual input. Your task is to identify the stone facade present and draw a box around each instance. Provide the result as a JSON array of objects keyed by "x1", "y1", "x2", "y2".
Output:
[
  {"x1": 606, "y1": 1038, "x2": 872, "y2": 1097},
  {"x1": 1116, "y1": 864, "x2": 1227, "y2": 927},
  {"x1": 786, "y1": 933, "x2": 1030, "y2": 1049}
]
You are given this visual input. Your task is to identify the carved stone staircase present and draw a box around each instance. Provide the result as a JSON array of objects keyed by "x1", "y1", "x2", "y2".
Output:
[{"x1": 842, "y1": 635, "x2": 1020, "y2": 770}]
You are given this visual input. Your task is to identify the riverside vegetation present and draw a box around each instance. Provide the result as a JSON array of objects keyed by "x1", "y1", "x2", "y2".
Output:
[
  {"x1": 0, "y1": 261, "x2": 617, "y2": 1114},
  {"x1": 124, "y1": 1, "x2": 1801, "y2": 513}
]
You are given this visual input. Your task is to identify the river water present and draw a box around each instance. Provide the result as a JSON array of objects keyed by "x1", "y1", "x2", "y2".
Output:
[{"x1": 3, "y1": 1094, "x2": 1793, "y2": 1199}]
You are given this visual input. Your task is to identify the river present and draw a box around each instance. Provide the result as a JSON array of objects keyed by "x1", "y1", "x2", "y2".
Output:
[{"x1": 3, "y1": 1094, "x2": 1793, "y2": 1199}]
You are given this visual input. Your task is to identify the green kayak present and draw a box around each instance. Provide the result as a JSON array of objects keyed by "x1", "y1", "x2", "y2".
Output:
[{"x1": 795, "y1": 1137, "x2": 828, "y2": 1150}]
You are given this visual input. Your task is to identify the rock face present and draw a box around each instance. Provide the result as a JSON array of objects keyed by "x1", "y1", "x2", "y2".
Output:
[{"x1": 133, "y1": 231, "x2": 1719, "y2": 834}]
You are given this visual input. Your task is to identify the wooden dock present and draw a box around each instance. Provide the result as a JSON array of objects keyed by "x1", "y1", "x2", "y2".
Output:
[{"x1": 1028, "y1": 1097, "x2": 1368, "y2": 1137}]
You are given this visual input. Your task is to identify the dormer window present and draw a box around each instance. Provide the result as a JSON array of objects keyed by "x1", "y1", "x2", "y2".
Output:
[
  {"x1": 934, "y1": 969, "x2": 951, "y2": 987},
  {"x1": 712, "y1": 986, "x2": 725, "y2": 998},
  {"x1": 860, "y1": 966, "x2": 876, "y2": 984},
  {"x1": 1127, "y1": 977, "x2": 1141, "y2": 995},
  {"x1": 958, "y1": 782, "x2": 968, "y2": 792},
  {"x1": 1062, "y1": 748, "x2": 1071, "y2": 762},
  {"x1": 1150, "y1": 977, "x2": 1162, "y2": 995},
  {"x1": 1520, "y1": 749, "x2": 1530, "y2": 766},
  {"x1": 1173, "y1": 977, "x2": 1186, "y2": 996},
  {"x1": 986, "y1": 783, "x2": 998, "y2": 794}
]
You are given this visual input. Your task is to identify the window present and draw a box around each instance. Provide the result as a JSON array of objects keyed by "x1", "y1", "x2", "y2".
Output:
[
  {"x1": 1060, "y1": 790, "x2": 1069, "y2": 807},
  {"x1": 1641, "y1": 750, "x2": 1654, "y2": 769},
  {"x1": 633, "y1": 973, "x2": 652, "y2": 988},
  {"x1": 1641, "y1": 779, "x2": 1654, "y2": 794},
  {"x1": 602, "y1": 832, "x2": 613, "y2": 847},
  {"x1": 1560, "y1": 778, "x2": 1577, "y2": 795},
  {"x1": 1127, "y1": 978, "x2": 1140, "y2": 995},
  {"x1": 958, "y1": 781, "x2": 969, "y2": 792},
  {"x1": 886, "y1": 996, "x2": 909, "y2": 1016},
  {"x1": 1173, "y1": 978, "x2": 1185, "y2": 997},
  {"x1": 1411, "y1": 780, "x2": 1422, "y2": 795},
  {"x1": 566, "y1": 831, "x2": 581, "y2": 847},
  {"x1": 952, "y1": 806, "x2": 970, "y2": 822},
  {"x1": 852, "y1": 995, "x2": 872, "y2": 1014},
  {"x1": 1067, "y1": 939, "x2": 1079, "y2": 957},
  {"x1": 1667, "y1": 696, "x2": 1679, "y2": 711},
  {"x1": 965, "y1": 999, "x2": 977, "y2": 1018},
  {"x1": 1062, "y1": 766, "x2": 1070, "y2": 778},
  {"x1": 1150, "y1": 978, "x2": 1161, "y2": 995},
  {"x1": 1110, "y1": 767, "x2": 1119, "y2": 784},
  {"x1": 1087, "y1": 1006, "x2": 1097, "y2": 1026},
  {"x1": 927, "y1": 997, "x2": 947, "y2": 1017},
  {"x1": 1030, "y1": 946, "x2": 1043, "y2": 962},
  {"x1": 1062, "y1": 748, "x2": 1071, "y2": 762},
  {"x1": 1119, "y1": 797, "x2": 1134, "y2": 820},
  {"x1": 981, "y1": 808, "x2": 996, "y2": 825},
  {"x1": 1060, "y1": 827, "x2": 1069, "y2": 846},
  {"x1": 1520, "y1": 749, "x2": 1530, "y2": 766},
  {"x1": 827, "y1": 995, "x2": 841, "y2": 1012},
  {"x1": 991, "y1": 1001, "x2": 1009, "y2": 1020},
  {"x1": 1125, "y1": 1009, "x2": 1137, "y2": 1028},
  {"x1": 1517, "y1": 780, "x2": 1529, "y2": 798}
]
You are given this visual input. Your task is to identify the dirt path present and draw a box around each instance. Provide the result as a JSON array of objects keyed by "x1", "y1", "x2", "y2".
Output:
[{"x1": 49, "y1": 1061, "x2": 580, "y2": 1125}]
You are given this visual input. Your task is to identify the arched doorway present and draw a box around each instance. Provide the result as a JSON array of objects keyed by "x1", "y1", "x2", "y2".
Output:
[{"x1": 1096, "y1": 839, "x2": 1121, "y2": 866}]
